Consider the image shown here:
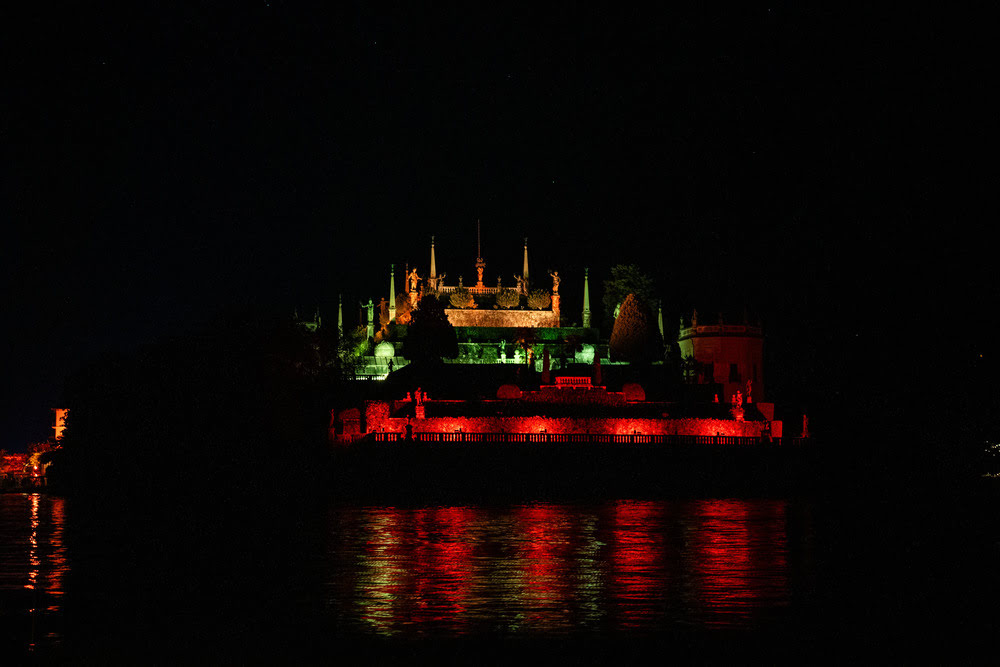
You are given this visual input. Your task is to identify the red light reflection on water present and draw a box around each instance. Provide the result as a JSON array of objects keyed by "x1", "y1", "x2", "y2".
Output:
[
  {"x1": 339, "y1": 499, "x2": 794, "y2": 636},
  {"x1": 418, "y1": 506, "x2": 475, "y2": 622},
  {"x1": 0, "y1": 493, "x2": 69, "y2": 652},
  {"x1": 515, "y1": 504, "x2": 573, "y2": 630},
  {"x1": 609, "y1": 500, "x2": 667, "y2": 627},
  {"x1": 690, "y1": 499, "x2": 789, "y2": 624}
]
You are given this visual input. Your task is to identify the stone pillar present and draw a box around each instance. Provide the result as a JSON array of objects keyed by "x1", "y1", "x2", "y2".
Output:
[
  {"x1": 337, "y1": 293, "x2": 344, "y2": 338},
  {"x1": 53, "y1": 408, "x2": 69, "y2": 441},
  {"x1": 582, "y1": 268, "x2": 591, "y2": 328},
  {"x1": 522, "y1": 237, "x2": 529, "y2": 292},
  {"x1": 551, "y1": 293, "x2": 560, "y2": 325},
  {"x1": 476, "y1": 220, "x2": 486, "y2": 288},
  {"x1": 388, "y1": 264, "x2": 396, "y2": 323},
  {"x1": 365, "y1": 299, "x2": 374, "y2": 340},
  {"x1": 429, "y1": 235, "x2": 436, "y2": 282}
]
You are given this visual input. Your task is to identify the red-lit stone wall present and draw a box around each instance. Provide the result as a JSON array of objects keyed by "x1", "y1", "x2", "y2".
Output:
[
  {"x1": 356, "y1": 400, "x2": 771, "y2": 438},
  {"x1": 521, "y1": 386, "x2": 627, "y2": 407}
]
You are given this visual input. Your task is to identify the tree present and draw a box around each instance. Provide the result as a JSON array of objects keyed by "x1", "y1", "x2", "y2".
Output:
[
  {"x1": 394, "y1": 292, "x2": 413, "y2": 324},
  {"x1": 406, "y1": 295, "x2": 458, "y2": 364},
  {"x1": 334, "y1": 326, "x2": 369, "y2": 380},
  {"x1": 527, "y1": 289, "x2": 551, "y2": 310},
  {"x1": 609, "y1": 293, "x2": 661, "y2": 364},
  {"x1": 603, "y1": 264, "x2": 656, "y2": 320},
  {"x1": 449, "y1": 287, "x2": 476, "y2": 309},
  {"x1": 495, "y1": 288, "x2": 521, "y2": 309}
]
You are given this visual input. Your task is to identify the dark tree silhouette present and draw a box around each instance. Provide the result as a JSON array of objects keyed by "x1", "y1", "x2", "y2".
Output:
[
  {"x1": 609, "y1": 293, "x2": 661, "y2": 364},
  {"x1": 603, "y1": 264, "x2": 656, "y2": 319},
  {"x1": 406, "y1": 295, "x2": 458, "y2": 365}
]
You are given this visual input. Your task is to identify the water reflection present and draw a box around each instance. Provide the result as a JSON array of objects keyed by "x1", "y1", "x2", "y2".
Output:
[
  {"x1": 690, "y1": 499, "x2": 789, "y2": 626},
  {"x1": 326, "y1": 499, "x2": 804, "y2": 636},
  {"x1": 0, "y1": 493, "x2": 69, "y2": 651}
]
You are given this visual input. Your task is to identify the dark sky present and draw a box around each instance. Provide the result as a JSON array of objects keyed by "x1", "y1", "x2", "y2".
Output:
[{"x1": 4, "y1": 4, "x2": 985, "y2": 450}]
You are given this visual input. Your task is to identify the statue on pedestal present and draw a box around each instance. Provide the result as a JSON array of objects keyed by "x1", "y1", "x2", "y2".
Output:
[
  {"x1": 514, "y1": 275, "x2": 525, "y2": 295},
  {"x1": 407, "y1": 267, "x2": 421, "y2": 293},
  {"x1": 549, "y1": 270, "x2": 560, "y2": 294},
  {"x1": 731, "y1": 390, "x2": 745, "y2": 422}
]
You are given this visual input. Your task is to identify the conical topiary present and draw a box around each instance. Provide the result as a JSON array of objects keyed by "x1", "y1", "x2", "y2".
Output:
[{"x1": 609, "y1": 293, "x2": 659, "y2": 363}]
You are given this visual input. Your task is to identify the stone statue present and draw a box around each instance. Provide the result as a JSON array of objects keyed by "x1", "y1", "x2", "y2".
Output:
[
  {"x1": 549, "y1": 270, "x2": 560, "y2": 294},
  {"x1": 499, "y1": 339, "x2": 506, "y2": 355},
  {"x1": 407, "y1": 267, "x2": 421, "y2": 292},
  {"x1": 745, "y1": 380, "x2": 752, "y2": 404},
  {"x1": 514, "y1": 275, "x2": 525, "y2": 294},
  {"x1": 731, "y1": 390, "x2": 745, "y2": 422},
  {"x1": 497, "y1": 275, "x2": 503, "y2": 288},
  {"x1": 364, "y1": 299, "x2": 374, "y2": 324}
]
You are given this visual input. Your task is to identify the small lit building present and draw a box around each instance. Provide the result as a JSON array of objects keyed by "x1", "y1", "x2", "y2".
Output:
[{"x1": 677, "y1": 311, "x2": 764, "y2": 403}]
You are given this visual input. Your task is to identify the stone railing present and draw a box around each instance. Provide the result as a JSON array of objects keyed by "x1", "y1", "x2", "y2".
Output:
[
  {"x1": 555, "y1": 376, "x2": 592, "y2": 387},
  {"x1": 678, "y1": 324, "x2": 763, "y2": 340},
  {"x1": 356, "y1": 432, "x2": 804, "y2": 446},
  {"x1": 437, "y1": 285, "x2": 504, "y2": 295}
]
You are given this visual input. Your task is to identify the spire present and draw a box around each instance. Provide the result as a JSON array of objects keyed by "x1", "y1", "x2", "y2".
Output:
[
  {"x1": 337, "y1": 293, "x2": 344, "y2": 337},
  {"x1": 582, "y1": 268, "x2": 591, "y2": 328},
  {"x1": 522, "y1": 237, "x2": 529, "y2": 284},
  {"x1": 388, "y1": 264, "x2": 396, "y2": 323},
  {"x1": 429, "y1": 235, "x2": 437, "y2": 279}
]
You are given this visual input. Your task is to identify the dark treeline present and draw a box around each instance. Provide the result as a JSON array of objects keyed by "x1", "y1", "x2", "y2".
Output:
[
  {"x1": 46, "y1": 310, "x2": 347, "y2": 661},
  {"x1": 53, "y1": 309, "x2": 342, "y2": 499}
]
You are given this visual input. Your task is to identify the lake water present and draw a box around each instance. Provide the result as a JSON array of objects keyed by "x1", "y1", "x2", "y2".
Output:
[{"x1": 1, "y1": 487, "x2": 995, "y2": 661}]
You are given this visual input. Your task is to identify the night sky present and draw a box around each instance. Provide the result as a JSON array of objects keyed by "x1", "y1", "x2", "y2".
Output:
[{"x1": 4, "y1": 4, "x2": 986, "y2": 451}]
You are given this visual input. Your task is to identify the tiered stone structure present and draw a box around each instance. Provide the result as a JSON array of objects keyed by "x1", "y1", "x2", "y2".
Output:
[
  {"x1": 384, "y1": 232, "x2": 565, "y2": 330},
  {"x1": 332, "y1": 374, "x2": 781, "y2": 442}
]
